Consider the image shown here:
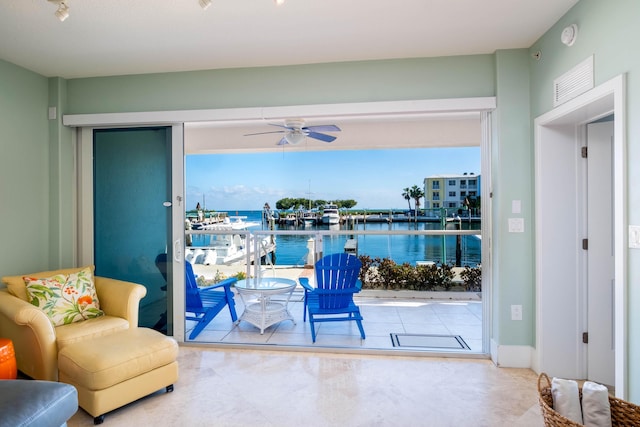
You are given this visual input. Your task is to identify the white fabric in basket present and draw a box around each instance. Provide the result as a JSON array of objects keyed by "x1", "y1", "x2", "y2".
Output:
[
  {"x1": 582, "y1": 381, "x2": 612, "y2": 427},
  {"x1": 552, "y1": 377, "x2": 584, "y2": 424}
]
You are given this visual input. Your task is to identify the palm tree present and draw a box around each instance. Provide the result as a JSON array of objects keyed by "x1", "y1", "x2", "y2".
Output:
[
  {"x1": 401, "y1": 187, "x2": 412, "y2": 213},
  {"x1": 409, "y1": 185, "x2": 424, "y2": 221}
]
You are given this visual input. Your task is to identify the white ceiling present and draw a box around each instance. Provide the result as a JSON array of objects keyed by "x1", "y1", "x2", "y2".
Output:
[
  {"x1": 1, "y1": 0, "x2": 578, "y2": 153},
  {"x1": 1, "y1": 0, "x2": 578, "y2": 79}
]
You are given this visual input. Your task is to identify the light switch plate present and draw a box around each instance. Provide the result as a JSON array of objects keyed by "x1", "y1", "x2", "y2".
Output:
[{"x1": 512, "y1": 200, "x2": 521, "y2": 214}]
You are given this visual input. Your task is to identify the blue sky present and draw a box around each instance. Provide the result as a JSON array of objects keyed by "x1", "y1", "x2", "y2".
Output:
[{"x1": 186, "y1": 147, "x2": 480, "y2": 211}]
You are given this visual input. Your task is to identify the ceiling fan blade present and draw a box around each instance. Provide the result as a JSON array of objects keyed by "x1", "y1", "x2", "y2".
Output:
[
  {"x1": 244, "y1": 130, "x2": 286, "y2": 136},
  {"x1": 307, "y1": 132, "x2": 337, "y2": 143},
  {"x1": 276, "y1": 136, "x2": 289, "y2": 145},
  {"x1": 269, "y1": 123, "x2": 293, "y2": 130},
  {"x1": 304, "y1": 125, "x2": 341, "y2": 133}
]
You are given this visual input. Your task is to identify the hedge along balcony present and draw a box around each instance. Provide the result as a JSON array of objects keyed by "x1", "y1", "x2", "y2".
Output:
[{"x1": 358, "y1": 256, "x2": 482, "y2": 293}]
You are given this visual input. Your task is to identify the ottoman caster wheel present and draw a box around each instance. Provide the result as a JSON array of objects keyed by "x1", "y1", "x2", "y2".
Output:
[
  {"x1": 166, "y1": 384, "x2": 174, "y2": 393},
  {"x1": 94, "y1": 415, "x2": 105, "y2": 425}
]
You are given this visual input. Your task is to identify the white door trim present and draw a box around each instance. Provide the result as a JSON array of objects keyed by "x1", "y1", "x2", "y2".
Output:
[
  {"x1": 62, "y1": 97, "x2": 496, "y2": 127},
  {"x1": 534, "y1": 74, "x2": 626, "y2": 397}
]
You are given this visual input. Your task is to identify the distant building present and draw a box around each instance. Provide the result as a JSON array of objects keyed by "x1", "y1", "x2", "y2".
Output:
[{"x1": 423, "y1": 173, "x2": 481, "y2": 210}]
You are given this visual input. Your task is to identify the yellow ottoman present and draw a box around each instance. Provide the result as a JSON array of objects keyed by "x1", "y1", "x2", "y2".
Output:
[{"x1": 58, "y1": 327, "x2": 178, "y2": 424}]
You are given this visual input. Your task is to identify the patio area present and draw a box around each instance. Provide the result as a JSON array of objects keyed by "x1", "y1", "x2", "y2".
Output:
[{"x1": 187, "y1": 265, "x2": 483, "y2": 353}]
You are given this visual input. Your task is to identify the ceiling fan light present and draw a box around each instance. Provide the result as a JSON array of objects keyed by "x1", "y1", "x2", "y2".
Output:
[
  {"x1": 285, "y1": 132, "x2": 306, "y2": 145},
  {"x1": 199, "y1": 0, "x2": 212, "y2": 10}
]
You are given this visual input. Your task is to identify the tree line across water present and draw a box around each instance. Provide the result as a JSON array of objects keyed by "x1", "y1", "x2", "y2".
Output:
[{"x1": 275, "y1": 198, "x2": 357, "y2": 210}]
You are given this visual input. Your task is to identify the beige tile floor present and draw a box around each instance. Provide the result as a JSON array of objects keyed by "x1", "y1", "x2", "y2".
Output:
[
  {"x1": 76, "y1": 267, "x2": 543, "y2": 426},
  {"x1": 68, "y1": 346, "x2": 544, "y2": 426},
  {"x1": 188, "y1": 288, "x2": 483, "y2": 354}
]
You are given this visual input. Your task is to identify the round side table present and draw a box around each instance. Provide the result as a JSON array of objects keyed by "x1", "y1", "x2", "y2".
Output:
[{"x1": 0, "y1": 338, "x2": 17, "y2": 379}]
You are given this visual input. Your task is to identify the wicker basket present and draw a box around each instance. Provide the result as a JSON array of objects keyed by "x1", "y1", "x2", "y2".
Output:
[{"x1": 538, "y1": 372, "x2": 640, "y2": 426}]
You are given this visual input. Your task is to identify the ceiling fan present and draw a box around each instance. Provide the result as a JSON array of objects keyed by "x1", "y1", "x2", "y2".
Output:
[{"x1": 244, "y1": 119, "x2": 341, "y2": 145}]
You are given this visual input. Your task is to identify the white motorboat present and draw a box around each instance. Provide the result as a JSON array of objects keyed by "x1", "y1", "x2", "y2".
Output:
[
  {"x1": 186, "y1": 216, "x2": 274, "y2": 265},
  {"x1": 321, "y1": 203, "x2": 340, "y2": 225}
]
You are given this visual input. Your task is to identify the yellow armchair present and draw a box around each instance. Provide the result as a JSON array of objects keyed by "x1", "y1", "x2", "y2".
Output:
[{"x1": 0, "y1": 270, "x2": 146, "y2": 381}]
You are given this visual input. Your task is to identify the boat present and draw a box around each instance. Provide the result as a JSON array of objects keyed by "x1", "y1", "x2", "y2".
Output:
[
  {"x1": 321, "y1": 203, "x2": 340, "y2": 225},
  {"x1": 283, "y1": 213, "x2": 298, "y2": 226},
  {"x1": 186, "y1": 216, "x2": 274, "y2": 266},
  {"x1": 302, "y1": 210, "x2": 317, "y2": 226}
]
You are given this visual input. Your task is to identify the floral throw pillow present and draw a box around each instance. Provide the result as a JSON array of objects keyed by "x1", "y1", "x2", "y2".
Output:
[{"x1": 24, "y1": 267, "x2": 104, "y2": 326}]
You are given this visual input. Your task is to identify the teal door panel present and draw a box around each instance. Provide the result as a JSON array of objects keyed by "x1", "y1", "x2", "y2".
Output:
[{"x1": 93, "y1": 127, "x2": 172, "y2": 334}]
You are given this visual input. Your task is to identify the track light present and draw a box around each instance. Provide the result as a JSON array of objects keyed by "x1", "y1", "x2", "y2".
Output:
[
  {"x1": 199, "y1": 0, "x2": 212, "y2": 10},
  {"x1": 48, "y1": 0, "x2": 69, "y2": 22}
]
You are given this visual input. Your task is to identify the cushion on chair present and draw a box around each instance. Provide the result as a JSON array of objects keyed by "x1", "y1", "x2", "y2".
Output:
[
  {"x1": 2, "y1": 266, "x2": 96, "y2": 302},
  {"x1": 55, "y1": 315, "x2": 130, "y2": 350},
  {"x1": 24, "y1": 267, "x2": 104, "y2": 326}
]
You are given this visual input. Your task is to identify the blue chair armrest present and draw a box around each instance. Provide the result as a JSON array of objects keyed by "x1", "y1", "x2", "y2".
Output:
[
  {"x1": 200, "y1": 277, "x2": 238, "y2": 292},
  {"x1": 299, "y1": 277, "x2": 314, "y2": 292}
]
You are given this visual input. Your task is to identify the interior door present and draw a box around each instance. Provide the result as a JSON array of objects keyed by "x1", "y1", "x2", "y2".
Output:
[
  {"x1": 93, "y1": 127, "x2": 172, "y2": 334},
  {"x1": 586, "y1": 120, "x2": 615, "y2": 386}
]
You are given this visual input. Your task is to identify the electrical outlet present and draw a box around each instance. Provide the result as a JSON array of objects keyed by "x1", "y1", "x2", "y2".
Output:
[
  {"x1": 511, "y1": 305, "x2": 522, "y2": 321},
  {"x1": 508, "y1": 218, "x2": 524, "y2": 233}
]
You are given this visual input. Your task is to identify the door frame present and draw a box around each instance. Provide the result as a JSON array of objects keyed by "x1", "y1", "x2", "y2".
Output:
[
  {"x1": 534, "y1": 75, "x2": 627, "y2": 397},
  {"x1": 67, "y1": 97, "x2": 494, "y2": 353}
]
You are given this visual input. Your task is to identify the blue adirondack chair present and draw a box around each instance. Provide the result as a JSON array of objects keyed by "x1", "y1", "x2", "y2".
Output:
[
  {"x1": 185, "y1": 261, "x2": 238, "y2": 339},
  {"x1": 299, "y1": 253, "x2": 365, "y2": 342}
]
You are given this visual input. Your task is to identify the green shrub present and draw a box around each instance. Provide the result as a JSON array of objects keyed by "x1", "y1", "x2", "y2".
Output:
[
  {"x1": 460, "y1": 264, "x2": 482, "y2": 291},
  {"x1": 358, "y1": 256, "x2": 454, "y2": 291}
]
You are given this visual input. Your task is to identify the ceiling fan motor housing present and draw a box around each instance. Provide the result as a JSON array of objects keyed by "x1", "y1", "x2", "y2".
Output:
[{"x1": 285, "y1": 118, "x2": 305, "y2": 130}]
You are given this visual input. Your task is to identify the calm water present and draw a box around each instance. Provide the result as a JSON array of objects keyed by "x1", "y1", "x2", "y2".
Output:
[{"x1": 192, "y1": 210, "x2": 481, "y2": 267}]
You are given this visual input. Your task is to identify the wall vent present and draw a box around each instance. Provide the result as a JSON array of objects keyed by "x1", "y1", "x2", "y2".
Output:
[{"x1": 553, "y1": 56, "x2": 594, "y2": 107}]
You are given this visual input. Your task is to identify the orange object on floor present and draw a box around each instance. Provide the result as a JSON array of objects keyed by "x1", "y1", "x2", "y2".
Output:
[{"x1": 0, "y1": 338, "x2": 17, "y2": 379}]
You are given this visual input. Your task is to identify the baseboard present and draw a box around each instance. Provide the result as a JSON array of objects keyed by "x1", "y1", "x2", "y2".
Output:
[{"x1": 490, "y1": 339, "x2": 533, "y2": 368}]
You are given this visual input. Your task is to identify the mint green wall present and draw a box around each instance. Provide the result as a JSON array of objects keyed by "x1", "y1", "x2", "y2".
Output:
[
  {"x1": 530, "y1": 0, "x2": 640, "y2": 401},
  {"x1": 492, "y1": 50, "x2": 534, "y2": 346},
  {"x1": 0, "y1": 59, "x2": 50, "y2": 276},
  {"x1": 66, "y1": 56, "x2": 495, "y2": 113}
]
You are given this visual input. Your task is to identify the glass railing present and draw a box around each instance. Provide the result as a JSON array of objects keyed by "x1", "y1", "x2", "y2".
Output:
[{"x1": 185, "y1": 225, "x2": 481, "y2": 290}]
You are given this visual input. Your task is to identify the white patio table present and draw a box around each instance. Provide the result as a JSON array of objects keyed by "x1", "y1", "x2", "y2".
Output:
[{"x1": 234, "y1": 277, "x2": 297, "y2": 334}]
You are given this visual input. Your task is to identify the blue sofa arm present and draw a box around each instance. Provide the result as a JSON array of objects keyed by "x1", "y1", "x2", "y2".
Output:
[{"x1": 0, "y1": 379, "x2": 77, "y2": 427}]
